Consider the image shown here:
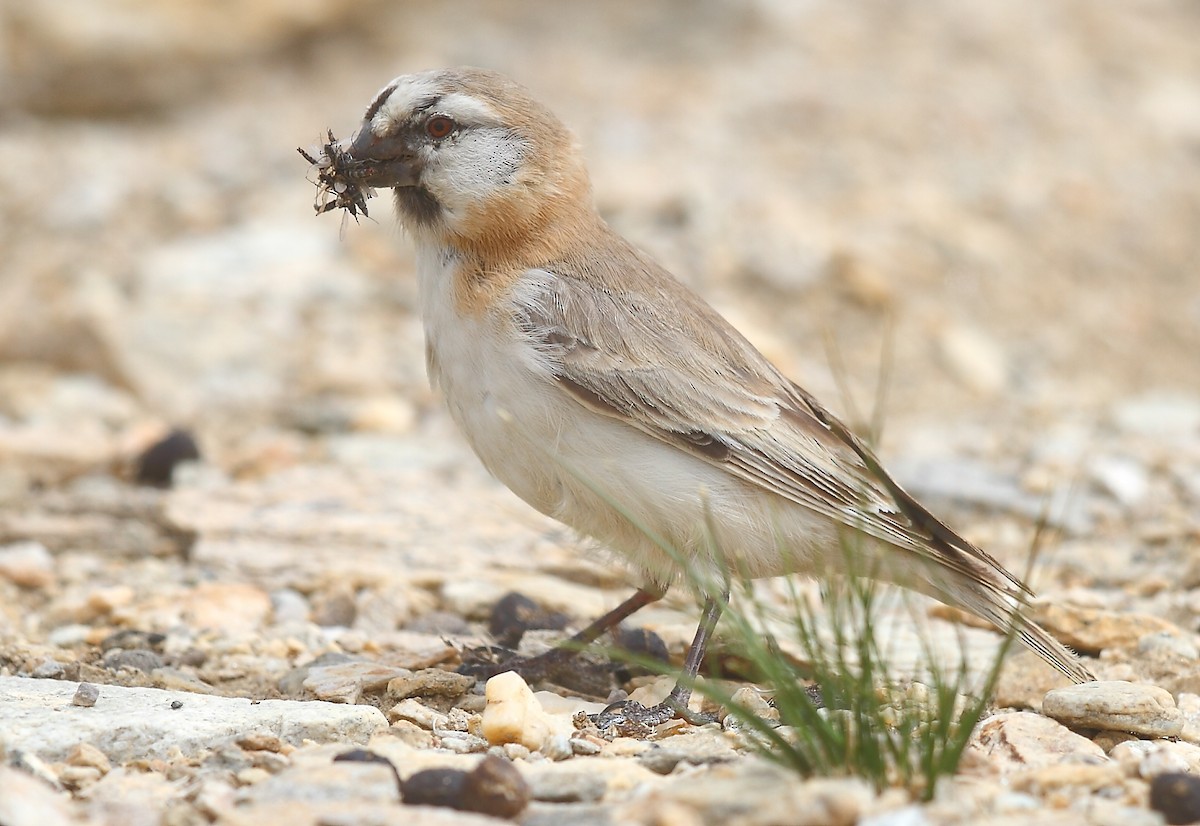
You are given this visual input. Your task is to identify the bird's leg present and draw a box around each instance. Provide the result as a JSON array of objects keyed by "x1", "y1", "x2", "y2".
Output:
[
  {"x1": 459, "y1": 587, "x2": 663, "y2": 683},
  {"x1": 591, "y1": 590, "x2": 727, "y2": 734}
]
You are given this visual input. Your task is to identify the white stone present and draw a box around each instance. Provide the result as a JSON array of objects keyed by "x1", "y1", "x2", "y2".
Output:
[
  {"x1": 1043, "y1": 681, "x2": 1184, "y2": 738},
  {"x1": 0, "y1": 676, "x2": 386, "y2": 763},
  {"x1": 0, "y1": 541, "x2": 54, "y2": 588}
]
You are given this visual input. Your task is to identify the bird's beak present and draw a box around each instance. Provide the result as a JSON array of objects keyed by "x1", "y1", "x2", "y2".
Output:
[{"x1": 342, "y1": 126, "x2": 421, "y2": 188}]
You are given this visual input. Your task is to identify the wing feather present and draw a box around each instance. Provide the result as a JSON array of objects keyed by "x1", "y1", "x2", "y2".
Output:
[{"x1": 513, "y1": 256, "x2": 1027, "y2": 598}]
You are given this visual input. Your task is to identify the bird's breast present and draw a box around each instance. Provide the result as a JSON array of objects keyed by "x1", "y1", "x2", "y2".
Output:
[{"x1": 416, "y1": 247, "x2": 571, "y2": 510}]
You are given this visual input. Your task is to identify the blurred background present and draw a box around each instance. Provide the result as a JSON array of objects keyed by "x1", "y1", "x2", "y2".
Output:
[{"x1": 0, "y1": 0, "x2": 1197, "y2": 582}]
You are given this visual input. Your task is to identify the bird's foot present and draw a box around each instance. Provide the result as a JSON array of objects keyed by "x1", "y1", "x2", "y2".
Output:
[{"x1": 589, "y1": 697, "x2": 718, "y2": 739}]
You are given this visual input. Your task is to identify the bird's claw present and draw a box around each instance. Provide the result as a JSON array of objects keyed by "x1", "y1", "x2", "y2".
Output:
[{"x1": 589, "y1": 697, "x2": 717, "y2": 738}]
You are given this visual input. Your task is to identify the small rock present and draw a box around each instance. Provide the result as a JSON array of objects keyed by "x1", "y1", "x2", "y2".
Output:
[
  {"x1": 386, "y1": 668, "x2": 474, "y2": 702},
  {"x1": 72, "y1": 682, "x2": 99, "y2": 707},
  {"x1": 1089, "y1": 455, "x2": 1151, "y2": 508},
  {"x1": 100, "y1": 629, "x2": 166, "y2": 652},
  {"x1": 462, "y1": 754, "x2": 531, "y2": 819},
  {"x1": 57, "y1": 764, "x2": 102, "y2": 791},
  {"x1": 968, "y1": 711, "x2": 1107, "y2": 770},
  {"x1": 569, "y1": 736, "x2": 603, "y2": 756},
  {"x1": 639, "y1": 730, "x2": 742, "y2": 774},
  {"x1": 481, "y1": 671, "x2": 560, "y2": 752},
  {"x1": 65, "y1": 742, "x2": 111, "y2": 773},
  {"x1": 1043, "y1": 681, "x2": 1184, "y2": 738},
  {"x1": 0, "y1": 541, "x2": 54, "y2": 588},
  {"x1": 237, "y1": 733, "x2": 284, "y2": 753},
  {"x1": 269, "y1": 588, "x2": 311, "y2": 624},
  {"x1": 1139, "y1": 632, "x2": 1200, "y2": 661},
  {"x1": 303, "y1": 661, "x2": 411, "y2": 704},
  {"x1": 134, "y1": 428, "x2": 201, "y2": 487},
  {"x1": 398, "y1": 767, "x2": 466, "y2": 808},
  {"x1": 489, "y1": 592, "x2": 570, "y2": 648},
  {"x1": 1008, "y1": 761, "x2": 1126, "y2": 797},
  {"x1": 388, "y1": 698, "x2": 449, "y2": 730},
  {"x1": 1035, "y1": 604, "x2": 1183, "y2": 656},
  {"x1": 936, "y1": 324, "x2": 1009, "y2": 396},
  {"x1": 30, "y1": 659, "x2": 65, "y2": 679},
  {"x1": 1151, "y1": 772, "x2": 1200, "y2": 825},
  {"x1": 1110, "y1": 739, "x2": 1200, "y2": 777},
  {"x1": 541, "y1": 734, "x2": 574, "y2": 762},
  {"x1": 400, "y1": 755, "x2": 530, "y2": 819},
  {"x1": 723, "y1": 685, "x2": 779, "y2": 729},
  {"x1": 103, "y1": 648, "x2": 164, "y2": 673},
  {"x1": 312, "y1": 588, "x2": 358, "y2": 627},
  {"x1": 182, "y1": 581, "x2": 272, "y2": 633}
]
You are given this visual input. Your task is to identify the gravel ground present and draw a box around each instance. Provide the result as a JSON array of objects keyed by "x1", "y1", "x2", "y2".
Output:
[{"x1": 1, "y1": 2, "x2": 1199, "y2": 824}]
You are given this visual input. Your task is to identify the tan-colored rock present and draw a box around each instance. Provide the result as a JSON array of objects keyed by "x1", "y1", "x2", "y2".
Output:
[
  {"x1": 181, "y1": 581, "x2": 272, "y2": 633},
  {"x1": 0, "y1": 541, "x2": 54, "y2": 588},
  {"x1": 1043, "y1": 681, "x2": 1184, "y2": 738},
  {"x1": 481, "y1": 671, "x2": 562, "y2": 751},
  {"x1": 967, "y1": 711, "x2": 1107, "y2": 773},
  {"x1": 1035, "y1": 604, "x2": 1184, "y2": 655},
  {"x1": 65, "y1": 742, "x2": 111, "y2": 774}
]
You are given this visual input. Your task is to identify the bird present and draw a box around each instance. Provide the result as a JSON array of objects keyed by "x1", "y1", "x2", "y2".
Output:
[{"x1": 305, "y1": 66, "x2": 1094, "y2": 727}]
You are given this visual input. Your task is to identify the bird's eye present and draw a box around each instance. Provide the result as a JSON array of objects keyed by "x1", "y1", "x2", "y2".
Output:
[{"x1": 426, "y1": 115, "x2": 456, "y2": 139}]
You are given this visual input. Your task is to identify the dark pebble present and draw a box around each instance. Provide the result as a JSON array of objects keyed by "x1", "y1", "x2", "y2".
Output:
[
  {"x1": 463, "y1": 753, "x2": 531, "y2": 818},
  {"x1": 135, "y1": 429, "x2": 201, "y2": 488},
  {"x1": 102, "y1": 648, "x2": 164, "y2": 673},
  {"x1": 400, "y1": 755, "x2": 530, "y2": 819},
  {"x1": 400, "y1": 766, "x2": 468, "y2": 808},
  {"x1": 1151, "y1": 772, "x2": 1200, "y2": 825},
  {"x1": 489, "y1": 592, "x2": 569, "y2": 648}
]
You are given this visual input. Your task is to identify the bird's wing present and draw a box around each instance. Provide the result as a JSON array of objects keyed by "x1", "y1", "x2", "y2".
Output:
[{"x1": 513, "y1": 256, "x2": 1028, "y2": 599}]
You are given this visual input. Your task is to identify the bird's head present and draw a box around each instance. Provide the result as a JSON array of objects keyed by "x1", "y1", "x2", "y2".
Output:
[{"x1": 341, "y1": 67, "x2": 595, "y2": 256}]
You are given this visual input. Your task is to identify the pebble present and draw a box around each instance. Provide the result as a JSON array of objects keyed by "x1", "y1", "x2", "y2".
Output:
[
  {"x1": 386, "y1": 668, "x2": 475, "y2": 701},
  {"x1": 0, "y1": 541, "x2": 54, "y2": 588},
  {"x1": 1150, "y1": 772, "x2": 1200, "y2": 825},
  {"x1": 967, "y1": 711, "x2": 1107, "y2": 770},
  {"x1": 1109, "y1": 739, "x2": 1200, "y2": 777},
  {"x1": 1035, "y1": 604, "x2": 1184, "y2": 655},
  {"x1": 1089, "y1": 455, "x2": 1151, "y2": 508},
  {"x1": 72, "y1": 682, "x2": 99, "y2": 707},
  {"x1": 639, "y1": 730, "x2": 742, "y2": 774},
  {"x1": 182, "y1": 581, "x2": 273, "y2": 634},
  {"x1": 399, "y1": 754, "x2": 530, "y2": 819},
  {"x1": 1043, "y1": 681, "x2": 1184, "y2": 738},
  {"x1": 302, "y1": 661, "x2": 412, "y2": 704},
  {"x1": 389, "y1": 697, "x2": 450, "y2": 730},
  {"x1": 481, "y1": 671, "x2": 564, "y2": 752},
  {"x1": 66, "y1": 742, "x2": 112, "y2": 773},
  {"x1": 935, "y1": 323, "x2": 1010, "y2": 396},
  {"x1": 103, "y1": 648, "x2": 164, "y2": 673}
]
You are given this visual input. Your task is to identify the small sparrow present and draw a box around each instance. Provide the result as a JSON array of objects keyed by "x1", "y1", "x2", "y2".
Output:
[{"x1": 306, "y1": 67, "x2": 1093, "y2": 725}]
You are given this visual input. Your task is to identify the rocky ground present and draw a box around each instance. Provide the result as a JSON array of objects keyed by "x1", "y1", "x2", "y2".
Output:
[{"x1": 1, "y1": 1, "x2": 1199, "y2": 824}]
